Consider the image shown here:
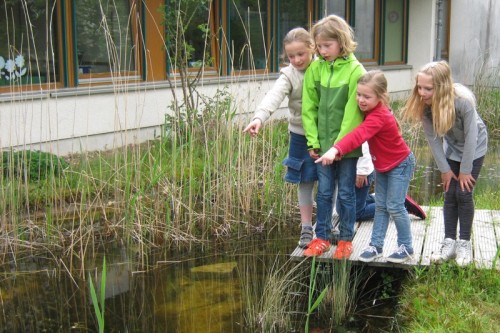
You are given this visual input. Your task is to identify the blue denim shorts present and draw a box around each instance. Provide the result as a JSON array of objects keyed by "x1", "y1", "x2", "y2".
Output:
[{"x1": 282, "y1": 132, "x2": 318, "y2": 184}]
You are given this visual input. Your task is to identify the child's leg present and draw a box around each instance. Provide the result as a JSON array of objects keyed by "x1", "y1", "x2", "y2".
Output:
[
  {"x1": 297, "y1": 182, "x2": 315, "y2": 248},
  {"x1": 298, "y1": 182, "x2": 314, "y2": 226},
  {"x1": 354, "y1": 172, "x2": 375, "y2": 221},
  {"x1": 386, "y1": 153, "x2": 415, "y2": 251},
  {"x1": 336, "y1": 158, "x2": 358, "y2": 241},
  {"x1": 443, "y1": 160, "x2": 460, "y2": 239},
  {"x1": 371, "y1": 171, "x2": 390, "y2": 249},
  {"x1": 447, "y1": 157, "x2": 484, "y2": 241},
  {"x1": 315, "y1": 164, "x2": 335, "y2": 241}
]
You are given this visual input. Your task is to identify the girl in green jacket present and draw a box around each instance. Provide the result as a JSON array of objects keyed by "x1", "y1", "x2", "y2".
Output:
[{"x1": 302, "y1": 15, "x2": 365, "y2": 259}]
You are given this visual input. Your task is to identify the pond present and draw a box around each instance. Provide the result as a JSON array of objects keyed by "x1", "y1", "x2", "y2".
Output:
[{"x1": 1, "y1": 140, "x2": 499, "y2": 332}]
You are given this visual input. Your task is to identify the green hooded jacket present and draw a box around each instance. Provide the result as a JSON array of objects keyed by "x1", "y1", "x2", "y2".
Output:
[{"x1": 302, "y1": 53, "x2": 365, "y2": 157}]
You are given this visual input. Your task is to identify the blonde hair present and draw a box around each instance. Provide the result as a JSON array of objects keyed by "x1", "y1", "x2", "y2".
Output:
[
  {"x1": 281, "y1": 27, "x2": 315, "y2": 59},
  {"x1": 402, "y1": 60, "x2": 475, "y2": 136},
  {"x1": 358, "y1": 70, "x2": 390, "y2": 106},
  {"x1": 311, "y1": 15, "x2": 357, "y2": 57}
]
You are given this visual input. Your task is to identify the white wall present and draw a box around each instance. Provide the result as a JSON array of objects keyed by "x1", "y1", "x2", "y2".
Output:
[
  {"x1": 0, "y1": 76, "x2": 275, "y2": 156},
  {"x1": 407, "y1": 0, "x2": 436, "y2": 80},
  {"x1": 0, "y1": 65, "x2": 418, "y2": 156},
  {"x1": 449, "y1": 0, "x2": 500, "y2": 86}
]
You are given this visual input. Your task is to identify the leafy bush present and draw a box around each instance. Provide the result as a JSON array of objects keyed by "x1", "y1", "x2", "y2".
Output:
[{"x1": 2, "y1": 150, "x2": 69, "y2": 181}]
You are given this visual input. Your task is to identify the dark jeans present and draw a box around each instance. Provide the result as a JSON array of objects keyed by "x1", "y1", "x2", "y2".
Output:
[{"x1": 443, "y1": 156, "x2": 485, "y2": 241}]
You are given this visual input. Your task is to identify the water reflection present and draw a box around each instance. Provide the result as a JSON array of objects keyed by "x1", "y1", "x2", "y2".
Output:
[{"x1": 408, "y1": 139, "x2": 500, "y2": 204}]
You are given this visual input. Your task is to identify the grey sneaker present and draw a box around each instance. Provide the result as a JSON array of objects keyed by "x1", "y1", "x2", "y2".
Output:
[
  {"x1": 455, "y1": 239, "x2": 472, "y2": 266},
  {"x1": 359, "y1": 245, "x2": 383, "y2": 262},
  {"x1": 298, "y1": 226, "x2": 314, "y2": 248},
  {"x1": 430, "y1": 238, "x2": 456, "y2": 263},
  {"x1": 386, "y1": 244, "x2": 414, "y2": 263}
]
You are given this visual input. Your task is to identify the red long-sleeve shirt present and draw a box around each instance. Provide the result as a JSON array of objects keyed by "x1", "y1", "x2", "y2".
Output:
[{"x1": 334, "y1": 103, "x2": 410, "y2": 172}]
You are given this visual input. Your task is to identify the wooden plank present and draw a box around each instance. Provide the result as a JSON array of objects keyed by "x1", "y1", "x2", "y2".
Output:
[
  {"x1": 290, "y1": 207, "x2": 500, "y2": 270},
  {"x1": 472, "y1": 209, "x2": 498, "y2": 269},
  {"x1": 351, "y1": 220, "x2": 373, "y2": 259},
  {"x1": 409, "y1": 215, "x2": 427, "y2": 265},
  {"x1": 420, "y1": 206, "x2": 445, "y2": 266},
  {"x1": 492, "y1": 210, "x2": 500, "y2": 270},
  {"x1": 492, "y1": 209, "x2": 500, "y2": 246}
]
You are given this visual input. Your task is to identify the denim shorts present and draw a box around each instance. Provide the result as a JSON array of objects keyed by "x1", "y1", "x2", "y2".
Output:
[{"x1": 282, "y1": 132, "x2": 318, "y2": 184}]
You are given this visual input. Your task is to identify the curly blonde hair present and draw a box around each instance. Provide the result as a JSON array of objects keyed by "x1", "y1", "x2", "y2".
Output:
[
  {"x1": 402, "y1": 61, "x2": 460, "y2": 136},
  {"x1": 311, "y1": 15, "x2": 357, "y2": 57}
]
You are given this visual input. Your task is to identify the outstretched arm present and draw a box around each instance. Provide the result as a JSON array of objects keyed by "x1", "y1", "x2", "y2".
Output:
[
  {"x1": 243, "y1": 118, "x2": 263, "y2": 137},
  {"x1": 315, "y1": 147, "x2": 340, "y2": 166}
]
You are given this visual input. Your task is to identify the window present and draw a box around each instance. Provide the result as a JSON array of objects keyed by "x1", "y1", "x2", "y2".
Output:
[
  {"x1": 228, "y1": 0, "x2": 269, "y2": 73},
  {"x1": 354, "y1": 0, "x2": 378, "y2": 63},
  {"x1": 322, "y1": 0, "x2": 408, "y2": 66},
  {"x1": 74, "y1": 0, "x2": 141, "y2": 83},
  {"x1": 383, "y1": 0, "x2": 406, "y2": 64},
  {"x1": 0, "y1": 0, "x2": 60, "y2": 89},
  {"x1": 276, "y1": 0, "x2": 309, "y2": 67},
  {"x1": 163, "y1": 0, "x2": 216, "y2": 75}
]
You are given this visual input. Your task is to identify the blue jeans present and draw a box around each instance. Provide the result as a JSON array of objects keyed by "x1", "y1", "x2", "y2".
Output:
[
  {"x1": 336, "y1": 172, "x2": 374, "y2": 221},
  {"x1": 371, "y1": 153, "x2": 415, "y2": 250},
  {"x1": 356, "y1": 173, "x2": 375, "y2": 221},
  {"x1": 316, "y1": 157, "x2": 358, "y2": 241}
]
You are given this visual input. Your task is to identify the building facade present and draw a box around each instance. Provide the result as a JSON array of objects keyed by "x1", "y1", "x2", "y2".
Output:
[{"x1": 0, "y1": 0, "x2": 498, "y2": 155}]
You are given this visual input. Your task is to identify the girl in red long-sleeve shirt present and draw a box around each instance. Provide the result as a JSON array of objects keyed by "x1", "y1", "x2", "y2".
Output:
[{"x1": 316, "y1": 70, "x2": 416, "y2": 263}]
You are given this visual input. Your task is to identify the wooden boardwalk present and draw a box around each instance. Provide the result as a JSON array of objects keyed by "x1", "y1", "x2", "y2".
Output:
[{"x1": 291, "y1": 206, "x2": 500, "y2": 270}]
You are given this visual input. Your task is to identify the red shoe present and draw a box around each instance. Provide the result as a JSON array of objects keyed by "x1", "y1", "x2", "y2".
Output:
[
  {"x1": 333, "y1": 240, "x2": 353, "y2": 260},
  {"x1": 405, "y1": 195, "x2": 426, "y2": 219},
  {"x1": 303, "y1": 238, "x2": 331, "y2": 257}
]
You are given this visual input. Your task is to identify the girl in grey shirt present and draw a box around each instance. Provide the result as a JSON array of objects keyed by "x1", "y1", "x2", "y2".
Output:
[{"x1": 403, "y1": 60, "x2": 488, "y2": 266}]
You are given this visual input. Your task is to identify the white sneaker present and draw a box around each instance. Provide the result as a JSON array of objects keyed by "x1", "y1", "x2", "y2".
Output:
[
  {"x1": 455, "y1": 239, "x2": 472, "y2": 266},
  {"x1": 430, "y1": 238, "x2": 456, "y2": 263}
]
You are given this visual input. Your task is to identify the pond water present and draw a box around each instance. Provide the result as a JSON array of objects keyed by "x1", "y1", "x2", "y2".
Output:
[
  {"x1": 0, "y1": 237, "x2": 403, "y2": 333},
  {"x1": 1, "y1": 140, "x2": 499, "y2": 332}
]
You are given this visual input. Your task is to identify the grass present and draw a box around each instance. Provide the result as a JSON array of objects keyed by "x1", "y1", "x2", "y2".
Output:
[{"x1": 397, "y1": 264, "x2": 500, "y2": 332}]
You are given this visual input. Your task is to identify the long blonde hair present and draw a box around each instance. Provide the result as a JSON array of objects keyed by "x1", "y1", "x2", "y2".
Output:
[
  {"x1": 311, "y1": 15, "x2": 357, "y2": 57},
  {"x1": 403, "y1": 61, "x2": 466, "y2": 136}
]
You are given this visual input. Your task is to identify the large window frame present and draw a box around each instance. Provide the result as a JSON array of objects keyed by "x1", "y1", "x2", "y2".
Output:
[
  {"x1": 322, "y1": 0, "x2": 409, "y2": 66},
  {"x1": 0, "y1": 0, "x2": 421, "y2": 95},
  {"x1": 0, "y1": 0, "x2": 64, "y2": 93},
  {"x1": 72, "y1": 0, "x2": 143, "y2": 86}
]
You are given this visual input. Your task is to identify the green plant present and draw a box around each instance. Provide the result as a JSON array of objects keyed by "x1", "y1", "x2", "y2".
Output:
[
  {"x1": 398, "y1": 263, "x2": 500, "y2": 332},
  {"x1": 305, "y1": 257, "x2": 328, "y2": 333},
  {"x1": 89, "y1": 257, "x2": 107, "y2": 333},
  {"x1": 2, "y1": 150, "x2": 69, "y2": 181},
  {"x1": 321, "y1": 260, "x2": 362, "y2": 327}
]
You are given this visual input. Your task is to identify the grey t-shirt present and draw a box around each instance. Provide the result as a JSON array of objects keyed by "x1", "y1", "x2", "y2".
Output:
[{"x1": 422, "y1": 96, "x2": 488, "y2": 174}]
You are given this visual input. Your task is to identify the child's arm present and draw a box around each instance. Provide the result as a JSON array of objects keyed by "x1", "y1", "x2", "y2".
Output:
[
  {"x1": 315, "y1": 147, "x2": 339, "y2": 165},
  {"x1": 243, "y1": 118, "x2": 263, "y2": 137},
  {"x1": 244, "y1": 70, "x2": 292, "y2": 137},
  {"x1": 301, "y1": 65, "x2": 320, "y2": 152}
]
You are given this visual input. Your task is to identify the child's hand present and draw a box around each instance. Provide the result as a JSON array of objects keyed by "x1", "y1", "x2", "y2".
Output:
[
  {"x1": 243, "y1": 119, "x2": 262, "y2": 137},
  {"x1": 441, "y1": 170, "x2": 458, "y2": 192},
  {"x1": 308, "y1": 149, "x2": 320, "y2": 159},
  {"x1": 355, "y1": 175, "x2": 368, "y2": 188},
  {"x1": 315, "y1": 147, "x2": 339, "y2": 165}
]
